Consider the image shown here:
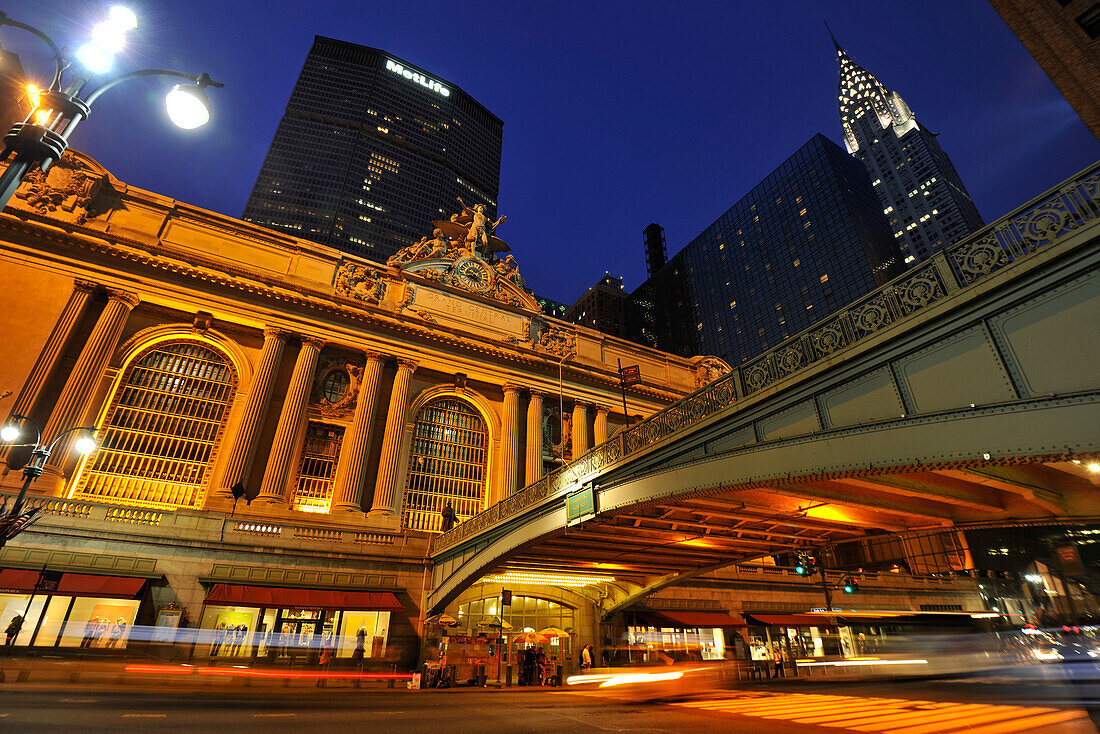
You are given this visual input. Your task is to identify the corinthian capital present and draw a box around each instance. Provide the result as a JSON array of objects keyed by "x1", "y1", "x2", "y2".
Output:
[{"x1": 105, "y1": 289, "x2": 141, "y2": 309}]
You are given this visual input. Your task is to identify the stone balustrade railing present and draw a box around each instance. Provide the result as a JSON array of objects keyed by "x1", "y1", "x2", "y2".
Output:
[
  {"x1": 432, "y1": 162, "x2": 1100, "y2": 555},
  {"x1": 3, "y1": 490, "x2": 404, "y2": 552}
]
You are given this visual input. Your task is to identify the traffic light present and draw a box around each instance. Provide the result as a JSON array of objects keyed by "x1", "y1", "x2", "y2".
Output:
[
  {"x1": 842, "y1": 576, "x2": 859, "y2": 594},
  {"x1": 795, "y1": 553, "x2": 819, "y2": 576}
]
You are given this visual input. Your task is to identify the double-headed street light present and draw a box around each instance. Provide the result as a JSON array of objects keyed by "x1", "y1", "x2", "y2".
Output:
[
  {"x1": 0, "y1": 6, "x2": 224, "y2": 210},
  {"x1": 0, "y1": 414, "x2": 96, "y2": 548}
]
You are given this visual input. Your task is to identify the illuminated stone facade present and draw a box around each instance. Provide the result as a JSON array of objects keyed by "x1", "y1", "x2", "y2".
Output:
[{"x1": 0, "y1": 150, "x2": 704, "y2": 665}]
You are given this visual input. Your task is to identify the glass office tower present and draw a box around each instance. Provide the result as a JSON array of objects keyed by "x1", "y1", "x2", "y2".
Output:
[
  {"x1": 628, "y1": 134, "x2": 903, "y2": 365},
  {"x1": 243, "y1": 37, "x2": 503, "y2": 263}
]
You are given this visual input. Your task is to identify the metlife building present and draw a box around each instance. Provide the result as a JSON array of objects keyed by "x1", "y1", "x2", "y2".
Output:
[{"x1": 243, "y1": 37, "x2": 503, "y2": 262}]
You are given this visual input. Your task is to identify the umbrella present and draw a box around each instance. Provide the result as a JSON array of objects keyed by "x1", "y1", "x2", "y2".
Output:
[
  {"x1": 538, "y1": 626, "x2": 571, "y2": 639},
  {"x1": 424, "y1": 613, "x2": 458, "y2": 627},
  {"x1": 513, "y1": 631, "x2": 547, "y2": 646},
  {"x1": 476, "y1": 618, "x2": 513, "y2": 630}
]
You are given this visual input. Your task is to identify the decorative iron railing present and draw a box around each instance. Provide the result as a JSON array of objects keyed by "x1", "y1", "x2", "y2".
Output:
[{"x1": 431, "y1": 162, "x2": 1100, "y2": 555}]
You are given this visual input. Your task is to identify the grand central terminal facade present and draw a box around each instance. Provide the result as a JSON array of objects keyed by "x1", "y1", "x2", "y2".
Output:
[{"x1": 0, "y1": 152, "x2": 983, "y2": 671}]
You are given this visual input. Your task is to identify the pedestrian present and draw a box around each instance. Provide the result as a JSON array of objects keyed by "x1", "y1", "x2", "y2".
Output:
[
  {"x1": 4, "y1": 613, "x2": 23, "y2": 651},
  {"x1": 317, "y1": 634, "x2": 335, "y2": 687},
  {"x1": 441, "y1": 501, "x2": 457, "y2": 531},
  {"x1": 580, "y1": 644, "x2": 593, "y2": 672},
  {"x1": 519, "y1": 647, "x2": 533, "y2": 686},
  {"x1": 772, "y1": 645, "x2": 783, "y2": 678},
  {"x1": 352, "y1": 625, "x2": 366, "y2": 665},
  {"x1": 536, "y1": 646, "x2": 549, "y2": 686}
]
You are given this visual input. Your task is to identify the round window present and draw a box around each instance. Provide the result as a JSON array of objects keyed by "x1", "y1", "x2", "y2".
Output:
[{"x1": 322, "y1": 370, "x2": 350, "y2": 403}]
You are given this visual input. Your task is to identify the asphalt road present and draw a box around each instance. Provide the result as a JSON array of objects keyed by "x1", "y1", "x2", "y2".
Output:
[{"x1": 2, "y1": 677, "x2": 1099, "y2": 733}]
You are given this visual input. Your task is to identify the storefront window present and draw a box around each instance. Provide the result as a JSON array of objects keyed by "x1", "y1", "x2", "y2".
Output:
[
  {"x1": 200, "y1": 605, "x2": 391, "y2": 661},
  {"x1": 0, "y1": 593, "x2": 139, "y2": 648},
  {"x1": 58, "y1": 598, "x2": 141, "y2": 648}
]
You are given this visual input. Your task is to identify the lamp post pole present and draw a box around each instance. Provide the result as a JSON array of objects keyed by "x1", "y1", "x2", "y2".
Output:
[{"x1": 0, "y1": 10, "x2": 223, "y2": 211}]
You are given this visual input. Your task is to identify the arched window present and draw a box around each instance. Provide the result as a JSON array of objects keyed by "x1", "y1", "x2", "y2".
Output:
[
  {"x1": 75, "y1": 341, "x2": 237, "y2": 510},
  {"x1": 402, "y1": 398, "x2": 487, "y2": 533}
]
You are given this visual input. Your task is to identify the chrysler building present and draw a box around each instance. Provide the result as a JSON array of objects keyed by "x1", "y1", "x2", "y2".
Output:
[{"x1": 833, "y1": 31, "x2": 984, "y2": 266}]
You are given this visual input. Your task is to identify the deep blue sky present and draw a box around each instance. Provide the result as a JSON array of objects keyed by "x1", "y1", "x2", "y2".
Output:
[{"x1": 7, "y1": 0, "x2": 1098, "y2": 304}]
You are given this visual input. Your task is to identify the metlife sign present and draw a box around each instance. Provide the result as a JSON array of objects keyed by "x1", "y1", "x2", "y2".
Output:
[{"x1": 385, "y1": 59, "x2": 450, "y2": 98}]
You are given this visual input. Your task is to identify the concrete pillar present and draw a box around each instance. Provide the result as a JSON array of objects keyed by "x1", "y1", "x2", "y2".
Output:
[
  {"x1": 594, "y1": 405, "x2": 609, "y2": 445},
  {"x1": 500, "y1": 384, "x2": 522, "y2": 498},
  {"x1": 213, "y1": 327, "x2": 288, "y2": 499},
  {"x1": 572, "y1": 401, "x2": 589, "y2": 458},
  {"x1": 43, "y1": 289, "x2": 140, "y2": 489},
  {"x1": 330, "y1": 352, "x2": 386, "y2": 513},
  {"x1": 1, "y1": 280, "x2": 95, "y2": 466},
  {"x1": 525, "y1": 391, "x2": 545, "y2": 486},
  {"x1": 369, "y1": 359, "x2": 417, "y2": 518},
  {"x1": 255, "y1": 337, "x2": 323, "y2": 505}
]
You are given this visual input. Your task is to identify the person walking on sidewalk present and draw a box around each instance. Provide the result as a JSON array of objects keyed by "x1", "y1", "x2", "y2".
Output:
[
  {"x1": 4, "y1": 613, "x2": 23, "y2": 651},
  {"x1": 772, "y1": 645, "x2": 784, "y2": 678}
]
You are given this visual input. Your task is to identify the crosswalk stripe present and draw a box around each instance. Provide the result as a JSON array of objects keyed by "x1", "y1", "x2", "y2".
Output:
[
  {"x1": 793, "y1": 708, "x2": 915, "y2": 725},
  {"x1": 892, "y1": 707, "x2": 1038, "y2": 734},
  {"x1": 957, "y1": 709, "x2": 1088, "y2": 734},
  {"x1": 848, "y1": 704, "x2": 999, "y2": 731},
  {"x1": 762, "y1": 701, "x2": 911, "y2": 721},
  {"x1": 697, "y1": 695, "x2": 866, "y2": 713}
]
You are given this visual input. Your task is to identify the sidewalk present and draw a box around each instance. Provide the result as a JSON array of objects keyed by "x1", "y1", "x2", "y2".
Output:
[{"x1": 0, "y1": 656, "x2": 416, "y2": 691}]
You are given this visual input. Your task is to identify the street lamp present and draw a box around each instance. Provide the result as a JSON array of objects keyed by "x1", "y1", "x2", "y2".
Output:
[
  {"x1": 0, "y1": 7, "x2": 224, "y2": 210},
  {"x1": 0, "y1": 414, "x2": 96, "y2": 548}
]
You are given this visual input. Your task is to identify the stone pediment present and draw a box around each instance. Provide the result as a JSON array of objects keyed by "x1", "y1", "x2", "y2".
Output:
[{"x1": 11, "y1": 150, "x2": 121, "y2": 225}]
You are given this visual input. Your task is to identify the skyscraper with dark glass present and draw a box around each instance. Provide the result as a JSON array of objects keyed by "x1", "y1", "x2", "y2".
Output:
[
  {"x1": 833, "y1": 33, "x2": 984, "y2": 267},
  {"x1": 627, "y1": 134, "x2": 903, "y2": 365},
  {"x1": 242, "y1": 37, "x2": 503, "y2": 262}
]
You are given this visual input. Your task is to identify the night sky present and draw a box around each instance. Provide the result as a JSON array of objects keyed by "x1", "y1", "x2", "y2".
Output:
[{"x1": 7, "y1": 0, "x2": 1098, "y2": 305}]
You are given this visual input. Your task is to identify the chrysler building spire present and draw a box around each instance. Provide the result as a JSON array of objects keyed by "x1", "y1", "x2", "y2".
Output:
[{"x1": 829, "y1": 30, "x2": 984, "y2": 267}]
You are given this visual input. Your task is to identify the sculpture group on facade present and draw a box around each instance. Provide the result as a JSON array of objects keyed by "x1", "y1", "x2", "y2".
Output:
[{"x1": 386, "y1": 198, "x2": 524, "y2": 288}]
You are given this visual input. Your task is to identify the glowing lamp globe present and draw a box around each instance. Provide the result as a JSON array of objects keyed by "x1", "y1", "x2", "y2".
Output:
[
  {"x1": 165, "y1": 83, "x2": 212, "y2": 129},
  {"x1": 107, "y1": 6, "x2": 138, "y2": 30},
  {"x1": 0, "y1": 425, "x2": 19, "y2": 442},
  {"x1": 90, "y1": 21, "x2": 127, "y2": 53},
  {"x1": 76, "y1": 42, "x2": 113, "y2": 75},
  {"x1": 73, "y1": 436, "x2": 97, "y2": 455}
]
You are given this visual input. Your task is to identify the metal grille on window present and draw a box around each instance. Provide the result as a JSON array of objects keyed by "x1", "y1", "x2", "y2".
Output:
[
  {"x1": 292, "y1": 422, "x2": 344, "y2": 513},
  {"x1": 402, "y1": 398, "x2": 487, "y2": 533},
  {"x1": 75, "y1": 341, "x2": 237, "y2": 510}
]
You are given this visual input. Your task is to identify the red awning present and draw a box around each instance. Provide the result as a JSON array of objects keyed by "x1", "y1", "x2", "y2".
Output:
[
  {"x1": 57, "y1": 574, "x2": 146, "y2": 599},
  {"x1": 649, "y1": 610, "x2": 746, "y2": 628},
  {"x1": 746, "y1": 614, "x2": 834, "y2": 627},
  {"x1": 0, "y1": 568, "x2": 38, "y2": 593},
  {"x1": 204, "y1": 584, "x2": 404, "y2": 611},
  {"x1": 0, "y1": 569, "x2": 146, "y2": 598}
]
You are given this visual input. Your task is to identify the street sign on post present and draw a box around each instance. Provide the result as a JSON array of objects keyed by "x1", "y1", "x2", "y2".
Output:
[{"x1": 620, "y1": 364, "x2": 641, "y2": 385}]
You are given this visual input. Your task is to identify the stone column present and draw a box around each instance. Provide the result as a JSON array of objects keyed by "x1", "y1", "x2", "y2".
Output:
[
  {"x1": 525, "y1": 391, "x2": 545, "y2": 486},
  {"x1": 255, "y1": 337, "x2": 323, "y2": 505},
  {"x1": 369, "y1": 359, "x2": 417, "y2": 518},
  {"x1": 330, "y1": 352, "x2": 386, "y2": 513},
  {"x1": 42, "y1": 289, "x2": 140, "y2": 485},
  {"x1": 500, "y1": 384, "x2": 522, "y2": 498},
  {"x1": 1, "y1": 280, "x2": 95, "y2": 465},
  {"x1": 212, "y1": 328, "x2": 288, "y2": 499},
  {"x1": 572, "y1": 401, "x2": 589, "y2": 458},
  {"x1": 594, "y1": 405, "x2": 610, "y2": 445}
]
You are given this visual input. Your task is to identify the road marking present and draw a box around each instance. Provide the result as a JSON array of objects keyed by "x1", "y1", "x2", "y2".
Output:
[
  {"x1": 122, "y1": 714, "x2": 167, "y2": 718},
  {"x1": 253, "y1": 713, "x2": 297, "y2": 718},
  {"x1": 673, "y1": 693, "x2": 1083, "y2": 733}
]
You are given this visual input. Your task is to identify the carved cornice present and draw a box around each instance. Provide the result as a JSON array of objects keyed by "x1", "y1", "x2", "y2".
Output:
[
  {"x1": 0, "y1": 211, "x2": 692, "y2": 405},
  {"x1": 105, "y1": 288, "x2": 141, "y2": 309}
]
